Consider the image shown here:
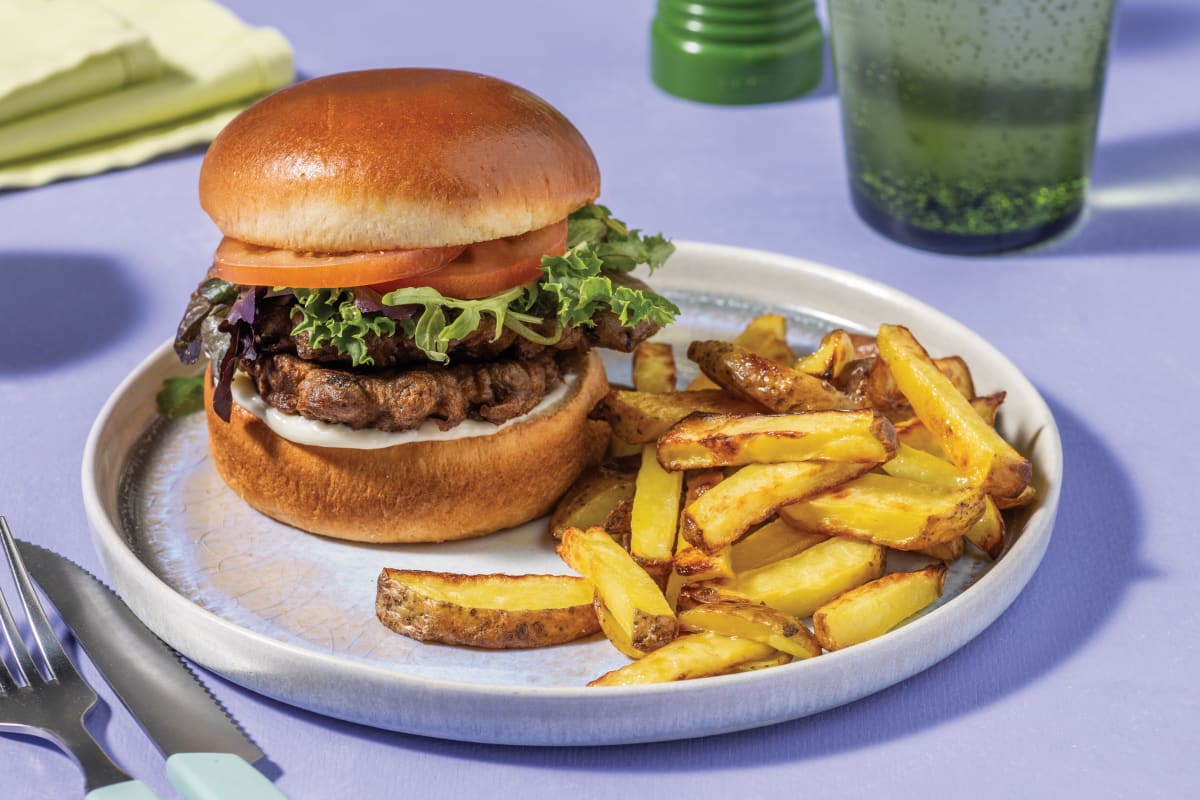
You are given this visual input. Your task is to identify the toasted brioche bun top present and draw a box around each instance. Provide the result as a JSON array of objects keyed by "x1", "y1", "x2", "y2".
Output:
[{"x1": 199, "y1": 68, "x2": 600, "y2": 252}]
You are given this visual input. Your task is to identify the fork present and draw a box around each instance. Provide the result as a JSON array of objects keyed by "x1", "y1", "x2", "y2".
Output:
[{"x1": 0, "y1": 517, "x2": 159, "y2": 799}]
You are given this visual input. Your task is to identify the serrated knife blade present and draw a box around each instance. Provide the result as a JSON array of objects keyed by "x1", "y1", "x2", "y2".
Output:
[{"x1": 18, "y1": 542, "x2": 285, "y2": 800}]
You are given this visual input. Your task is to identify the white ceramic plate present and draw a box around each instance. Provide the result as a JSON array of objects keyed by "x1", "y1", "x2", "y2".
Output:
[{"x1": 83, "y1": 242, "x2": 1062, "y2": 745}]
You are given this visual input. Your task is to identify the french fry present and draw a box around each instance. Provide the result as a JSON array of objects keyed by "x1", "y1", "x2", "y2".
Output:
[
  {"x1": 608, "y1": 342, "x2": 679, "y2": 457},
  {"x1": 594, "y1": 596, "x2": 649, "y2": 660},
  {"x1": 731, "y1": 651, "x2": 793, "y2": 672},
  {"x1": 672, "y1": 471, "x2": 734, "y2": 584},
  {"x1": 632, "y1": 341, "x2": 677, "y2": 393},
  {"x1": 936, "y1": 356, "x2": 975, "y2": 397},
  {"x1": 602, "y1": 499, "x2": 634, "y2": 549},
  {"x1": 375, "y1": 570, "x2": 599, "y2": 649},
  {"x1": 883, "y1": 438, "x2": 984, "y2": 563},
  {"x1": 876, "y1": 324, "x2": 1031, "y2": 498},
  {"x1": 373, "y1": 310, "x2": 1044, "y2": 687},
  {"x1": 965, "y1": 495, "x2": 1005, "y2": 558},
  {"x1": 607, "y1": 397, "x2": 643, "y2": 457},
  {"x1": 656, "y1": 410, "x2": 897, "y2": 470},
  {"x1": 607, "y1": 436, "x2": 643, "y2": 459},
  {"x1": 687, "y1": 340, "x2": 857, "y2": 412},
  {"x1": 677, "y1": 600, "x2": 821, "y2": 659},
  {"x1": 732, "y1": 313, "x2": 794, "y2": 365},
  {"x1": 588, "y1": 631, "x2": 777, "y2": 686},
  {"x1": 687, "y1": 313, "x2": 794, "y2": 389},
  {"x1": 848, "y1": 332, "x2": 880, "y2": 359},
  {"x1": 881, "y1": 443, "x2": 968, "y2": 488},
  {"x1": 708, "y1": 536, "x2": 885, "y2": 618},
  {"x1": 812, "y1": 564, "x2": 947, "y2": 651},
  {"x1": 994, "y1": 484, "x2": 1037, "y2": 510},
  {"x1": 779, "y1": 472, "x2": 986, "y2": 551},
  {"x1": 676, "y1": 582, "x2": 752, "y2": 611},
  {"x1": 683, "y1": 461, "x2": 874, "y2": 553},
  {"x1": 795, "y1": 328, "x2": 856, "y2": 381},
  {"x1": 729, "y1": 518, "x2": 827, "y2": 572},
  {"x1": 597, "y1": 389, "x2": 759, "y2": 444},
  {"x1": 549, "y1": 466, "x2": 637, "y2": 539},
  {"x1": 558, "y1": 526, "x2": 677, "y2": 652},
  {"x1": 917, "y1": 537, "x2": 964, "y2": 562},
  {"x1": 667, "y1": 476, "x2": 731, "y2": 611},
  {"x1": 893, "y1": 392, "x2": 1005, "y2": 456},
  {"x1": 630, "y1": 445, "x2": 684, "y2": 583},
  {"x1": 866, "y1": 354, "x2": 975, "y2": 421},
  {"x1": 673, "y1": 545, "x2": 734, "y2": 582}
]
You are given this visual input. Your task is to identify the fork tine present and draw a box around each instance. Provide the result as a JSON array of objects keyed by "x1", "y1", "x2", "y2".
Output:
[
  {"x1": 0, "y1": 587, "x2": 23, "y2": 693},
  {"x1": 0, "y1": 525, "x2": 39, "y2": 687},
  {"x1": 0, "y1": 520, "x2": 146, "y2": 795},
  {"x1": 0, "y1": 517, "x2": 68, "y2": 682}
]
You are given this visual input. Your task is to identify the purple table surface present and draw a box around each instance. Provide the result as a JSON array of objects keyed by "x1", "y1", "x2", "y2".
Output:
[{"x1": 2, "y1": 1, "x2": 1197, "y2": 798}]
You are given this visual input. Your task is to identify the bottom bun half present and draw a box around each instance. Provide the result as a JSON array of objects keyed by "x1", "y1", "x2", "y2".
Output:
[{"x1": 204, "y1": 350, "x2": 611, "y2": 543}]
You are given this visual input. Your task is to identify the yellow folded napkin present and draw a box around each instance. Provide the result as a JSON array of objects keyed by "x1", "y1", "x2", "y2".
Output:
[
  {"x1": 0, "y1": 0, "x2": 293, "y2": 189},
  {"x1": 0, "y1": 0, "x2": 161, "y2": 125}
]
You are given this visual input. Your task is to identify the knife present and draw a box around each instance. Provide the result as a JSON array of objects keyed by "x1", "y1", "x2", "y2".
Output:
[{"x1": 17, "y1": 542, "x2": 286, "y2": 800}]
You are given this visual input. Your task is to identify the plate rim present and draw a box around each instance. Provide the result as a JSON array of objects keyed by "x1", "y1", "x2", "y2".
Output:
[{"x1": 82, "y1": 241, "x2": 1063, "y2": 743}]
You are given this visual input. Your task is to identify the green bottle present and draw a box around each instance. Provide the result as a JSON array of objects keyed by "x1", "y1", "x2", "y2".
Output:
[{"x1": 651, "y1": 0, "x2": 824, "y2": 105}]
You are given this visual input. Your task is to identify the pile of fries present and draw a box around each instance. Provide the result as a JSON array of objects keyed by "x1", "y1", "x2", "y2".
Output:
[{"x1": 376, "y1": 315, "x2": 1035, "y2": 686}]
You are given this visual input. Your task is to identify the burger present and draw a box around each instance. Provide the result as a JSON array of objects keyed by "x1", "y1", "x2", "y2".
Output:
[{"x1": 173, "y1": 68, "x2": 677, "y2": 544}]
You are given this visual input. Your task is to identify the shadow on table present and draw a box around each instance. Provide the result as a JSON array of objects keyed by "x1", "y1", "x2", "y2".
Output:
[
  {"x1": 1110, "y1": 0, "x2": 1200, "y2": 57},
  {"x1": 285, "y1": 393, "x2": 1147, "y2": 770},
  {"x1": 1016, "y1": 0, "x2": 1200, "y2": 257},
  {"x1": 0, "y1": 250, "x2": 141, "y2": 374},
  {"x1": 1042, "y1": 126, "x2": 1200, "y2": 256}
]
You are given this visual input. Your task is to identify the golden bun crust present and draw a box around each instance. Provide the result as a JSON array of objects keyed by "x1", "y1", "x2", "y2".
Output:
[
  {"x1": 199, "y1": 68, "x2": 600, "y2": 251},
  {"x1": 204, "y1": 351, "x2": 610, "y2": 543}
]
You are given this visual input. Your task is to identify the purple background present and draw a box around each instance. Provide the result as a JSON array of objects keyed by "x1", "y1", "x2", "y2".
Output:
[{"x1": 2, "y1": 1, "x2": 1197, "y2": 797}]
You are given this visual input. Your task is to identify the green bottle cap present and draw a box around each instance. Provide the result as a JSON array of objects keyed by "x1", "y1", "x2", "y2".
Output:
[{"x1": 651, "y1": 0, "x2": 824, "y2": 105}]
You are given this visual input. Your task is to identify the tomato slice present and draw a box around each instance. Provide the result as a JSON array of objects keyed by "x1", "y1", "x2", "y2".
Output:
[
  {"x1": 213, "y1": 239, "x2": 466, "y2": 288},
  {"x1": 211, "y1": 219, "x2": 567, "y2": 299},
  {"x1": 370, "y1": 219, "x2": 568, "y2": 299}
]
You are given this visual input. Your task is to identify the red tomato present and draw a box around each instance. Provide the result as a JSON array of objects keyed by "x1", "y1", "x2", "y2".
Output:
[
  {"x1": 370, "y1": 220, "x2": 567, "y2": 299},
  {"x1": 213, "y1": 239, "x2": 465, "y2": 287},
  {"x1": 210, "y1": 220, "x2": 567, "y2": 299}
]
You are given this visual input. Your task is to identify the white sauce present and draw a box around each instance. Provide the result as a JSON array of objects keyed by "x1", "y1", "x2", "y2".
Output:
[{"x1": 230, "y1": 371, "x2": 577, "y2": 450}]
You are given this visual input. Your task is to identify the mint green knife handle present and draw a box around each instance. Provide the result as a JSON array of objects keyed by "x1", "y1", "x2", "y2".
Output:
[
  {"x1": 166, "y1": 753, "x2": 286, "y2": 800},
  {"x1": 86, "y1": 781, "x2": 161, "y2": 799}
]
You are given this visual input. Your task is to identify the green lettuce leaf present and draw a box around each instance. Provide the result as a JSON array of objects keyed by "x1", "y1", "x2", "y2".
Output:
[
  {"x1": 156, "y1": 376, "x2": 205, "y2": 417},
  {"x1": 537, "y1": 243, "x2": 680, "y2": 329},
  {"x1": 380, "y1": 284, "x2": 553, "y2": 364},
  {"x1": 290, "y1": 289, "x2": 397, "y2": 367},
  {"x1": 283, "y1": 205, "x2": 678, "y2": 365},
  {"x1": 567, "y1": 204, "x2": 675, "y2": 273}
]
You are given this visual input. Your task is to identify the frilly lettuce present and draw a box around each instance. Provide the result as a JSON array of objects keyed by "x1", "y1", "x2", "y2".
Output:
[
  {"x1": 535, "y1": 244, "x2": 678, "y2": 330},
  {"x1": 566, "y1": 203, "x2": 675, "y2": 273},
  {"x1": 379, "y1": 284, "x2": 555, "y2": 365},
  {"x1": 299, "y1": 204, "x2": 677, "y2": 364},
  {"x1": 290, "y1": 289, "x2": 398, "y2": 367},
  {"x1": 174, "y1": 204, "x2": 678, "y2": 372}
]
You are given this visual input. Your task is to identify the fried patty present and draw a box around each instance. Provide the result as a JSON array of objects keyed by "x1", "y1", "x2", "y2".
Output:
[
  {"x1": 241, "y1": 289, "x2": 660, "y2": 431},
  {"x1": 245, "y1": 350, "x2": 571, "y2": 431}
]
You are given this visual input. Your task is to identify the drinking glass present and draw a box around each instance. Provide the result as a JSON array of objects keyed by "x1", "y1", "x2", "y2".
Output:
[{"x1": 828, "y1": 0, "x2": 1117, "y2": 254}]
